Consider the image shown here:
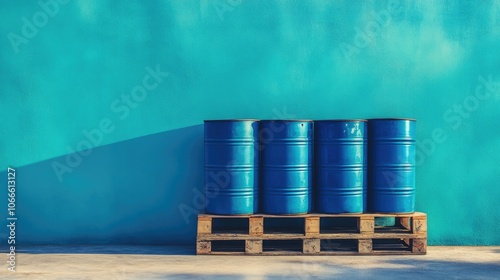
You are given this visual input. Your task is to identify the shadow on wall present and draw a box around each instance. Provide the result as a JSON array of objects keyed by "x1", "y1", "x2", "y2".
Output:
[{"x1": 0, "y1": 124, "x2": 203, "y2": 247}]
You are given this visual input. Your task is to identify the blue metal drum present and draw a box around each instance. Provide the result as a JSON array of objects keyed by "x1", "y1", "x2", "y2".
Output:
[
  {"x1": 260, "y1": 120, "x2": 313, "y2": 214},
  {"x1": 204, "y1": 120, "x2": 259, "y2": 215},
  {"x1": 368, "y1": 118, "x2": 416, "y2": 213},
  {"x1": 315, "y1": 120, "x2": 367, "y2": 213}
]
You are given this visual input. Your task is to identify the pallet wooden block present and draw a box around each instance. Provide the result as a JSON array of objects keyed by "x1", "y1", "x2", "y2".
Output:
[
  {"x1": 358, "y1": 216, "x2": 375, "y2": 234},
  {"x1": 197, "y1": 212, "x2": 427, "y2": 255},
  {"x1": 358, "y1": 239, "x2": 373, "y2": 254},
  {"x1": 249, "y1": 216, "x2": 263, "y2": 236},
  {"x1": 245, "y1": 240, "x2": 262, "y2": 254},
  {"x1": 303, "y1": 239, "x2": 320, "y2": 254},
  {"x1": 197, "y1": 216, "x2": 212, "y2": 235},
  {"x1": 305, "y1": 216, "x2": 320, "y2": 236}
]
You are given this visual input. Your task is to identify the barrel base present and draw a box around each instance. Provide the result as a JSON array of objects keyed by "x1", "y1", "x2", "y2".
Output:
[
  {"x1": 205, "y1": 197, "x2": 255, "y2": 215},
  {"x1": 368, "y1": 211, "x2": 416, "y2": 214},
  {"x1": 319, "y1": 211, "x2": 365, "y2": 214},
  {"x1": 262, "y1": 195, "x2": 310, "y2": 215},
  {"x1": 259, "y1": 212, "x2": 309, "y2": 215},
  {"x1": 203, "y1": 212, "x2": 255, "y2": 216},
  {"x1": 369, "y1": 195, "x2": 415, "y2": 214},
  {"x1": 316, "y1": 196, "x2": 366, "y2": 214}
]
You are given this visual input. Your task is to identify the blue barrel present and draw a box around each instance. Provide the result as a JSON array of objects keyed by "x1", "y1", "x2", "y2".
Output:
[
  {"x1": 204, "y1": 120, "x2": 259, "y2": 215},
  {"x1": 261, "y1": 120, "x2": 313, "y2": 214},
  {"x1": 368, "y1": 118, "x2": 416, "y2": 213},
  {"x1": 315, "y1": 120, "x2": 367, "y2": 213}
]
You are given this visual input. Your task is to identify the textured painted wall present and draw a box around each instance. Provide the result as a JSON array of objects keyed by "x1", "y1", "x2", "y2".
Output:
[{"x1": 1, "y1": 0, "x2": 499, "y2": 246}]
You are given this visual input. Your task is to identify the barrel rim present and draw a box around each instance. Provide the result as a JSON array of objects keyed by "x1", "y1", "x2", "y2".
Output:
[
  {"x1": 315, "y1": 119, "x2": 367, "y2": 122},
  {"x1": 368, "y1": 118, "x2": 416, "y2": 121},
  {"x1": 204, "y1": 119, "x2": 260, "y2": 122},
  {"x1": 260, "y1": 119, "x2": 313, "y2": 122}
]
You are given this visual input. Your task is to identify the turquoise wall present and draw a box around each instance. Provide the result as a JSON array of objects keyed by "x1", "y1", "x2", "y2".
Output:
[{"x1": 1, "y1": 0, "x2": 499, "y2": 246}]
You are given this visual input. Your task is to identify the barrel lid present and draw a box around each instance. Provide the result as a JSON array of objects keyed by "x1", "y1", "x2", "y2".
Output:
[
  {"x1": 204, "y1": 119, "x2": 259, "y2": 122},
  {"x1": 260, "y1": 119, "x2": 313, "y2": 122},
  {"x1": 368, "y1": 118, "x2": 416, "y2": 121},
  {"x1": 315, "y1": 119, "x2": 367, "y2": 122}
]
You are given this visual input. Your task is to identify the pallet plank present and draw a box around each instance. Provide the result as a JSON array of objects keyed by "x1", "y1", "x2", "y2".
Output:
[
  {"x1": 198, "y1": 233, "x2": 426, "y2": 241},
  {"x1": 197, "y1": 213, "x2": 427, "y2": 255},
  {"x1": 201, "y1": 250, "x2": 424, "y2": 256},
  {"x1": 198, "y1": 212, "x2": 427, "y2": 218}
]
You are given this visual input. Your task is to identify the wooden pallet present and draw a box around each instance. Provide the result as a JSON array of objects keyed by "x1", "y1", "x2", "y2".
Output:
[{"x1": 197, "y1": 212, "x2": 427, "y2": 255}]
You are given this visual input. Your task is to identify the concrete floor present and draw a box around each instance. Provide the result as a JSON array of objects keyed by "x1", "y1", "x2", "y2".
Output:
[{"x1": 0, "y1": 246, "x2": 499, "y2": 279}]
